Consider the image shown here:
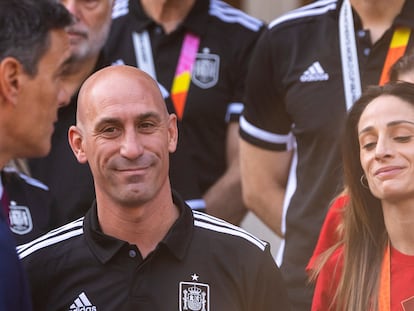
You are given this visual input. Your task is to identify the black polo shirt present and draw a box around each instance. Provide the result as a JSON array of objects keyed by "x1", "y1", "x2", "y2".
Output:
[
  {"x1": 18, "y1": 192, "x2": 290, "y2": 311},
  {"x1": 105, "y1": 0, "x2": 265, "y2": 206},
  {"x1": 0, "y1": 180, "x2": 32, "y2": 311},
  {"x1": 239, "y1": 0, "x2": 414, "y2": 309},
  {"x1": 2, "y1": 168, "x2": 56, "y2": 245}
]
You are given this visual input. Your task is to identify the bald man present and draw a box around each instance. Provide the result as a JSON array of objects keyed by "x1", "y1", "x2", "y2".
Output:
[{"x1": 18, "y1": 66, "x2": 290, "y2": 311}]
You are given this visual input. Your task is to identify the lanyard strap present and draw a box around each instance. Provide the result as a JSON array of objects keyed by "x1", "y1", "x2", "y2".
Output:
[
  {"x1": 379, "y1": 242, "x2": 391, "y2": 311},
  {"x1": 132, "y1": 30, "x2": 200, "y2": 120},
  {"x1": 339, "y1": 0, "x2": 411, "y2": 110},
  {"x1": 339, "y1": 0, "x2": 361, "y2": 111},
  {"x1": 170, "y1": 33, "x2": 200, "y2": 120},
  {"x1": 132, "y1": 31, "x2": 157, "y2": 80},
  {"x1": 379, "y1": 27, "x2": 411, "y2": 85}
]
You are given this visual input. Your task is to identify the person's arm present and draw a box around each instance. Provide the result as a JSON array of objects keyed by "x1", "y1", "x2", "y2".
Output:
[
  {"x1": 239, "y1": 139, "x2": 293, "y2": 237},
  {"x1": 204, "y1": 122, "x2": 246, "y2": 225},
  {"x1": 250, "y1": 245, "x2": 291, "y2": 311}
]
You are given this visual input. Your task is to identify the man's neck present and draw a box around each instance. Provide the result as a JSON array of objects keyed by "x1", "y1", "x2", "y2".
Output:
[
  {"x1": 140, "y1": 0, "x2": 195, "y2": 34},
  {"x1": 96, "y1": 189, "x2": 180, "y2": 259},
  {"x1": 0, "y1": 117, "x2": 14, "y2": 170},
  {"x1": 350, "y1": 0, "x2": 405, "y2": 43}
]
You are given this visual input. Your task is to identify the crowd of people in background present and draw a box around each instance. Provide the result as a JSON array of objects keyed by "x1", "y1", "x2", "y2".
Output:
[{"x1": 2, "y1": 0, "x2": 414, "y2": 310}]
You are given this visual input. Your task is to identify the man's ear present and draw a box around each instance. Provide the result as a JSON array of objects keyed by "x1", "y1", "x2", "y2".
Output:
[
  {"x1": 168, "y1": 114, "x2": 178, "y2": 153},
  {"x1": 0, "y1": 57, "x2": 23, "y2": 104},
  {"x1": 68, "y1": 125, "x2": 88, "y2": 164}
]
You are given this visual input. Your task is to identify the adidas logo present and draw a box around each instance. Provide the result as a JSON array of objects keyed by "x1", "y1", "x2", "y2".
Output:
[
  {"x1": 69, "y1": 292, "x2": 97, "y2": 311},
  {"x1": 299, "y1": 61, "x2": 329, "y2": 82}
]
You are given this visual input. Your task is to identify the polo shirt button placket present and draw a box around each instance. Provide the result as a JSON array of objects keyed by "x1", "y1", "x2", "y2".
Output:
[{"x1": 129, "y1": 249, "x2": 137, "y2": 258}]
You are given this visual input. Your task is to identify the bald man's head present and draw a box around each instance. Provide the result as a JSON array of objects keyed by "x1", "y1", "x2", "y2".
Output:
[
  {"x1": 68, "y1": 65, "x2": 178, "y2": 207},
  {"x1": 76, "y1": 65, "x2": 167, "y2": 129}
]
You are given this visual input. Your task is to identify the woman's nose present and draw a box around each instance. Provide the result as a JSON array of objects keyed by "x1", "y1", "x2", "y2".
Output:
[{"x1": 374, "y1": 136, "x2": 393, "y2": 160}]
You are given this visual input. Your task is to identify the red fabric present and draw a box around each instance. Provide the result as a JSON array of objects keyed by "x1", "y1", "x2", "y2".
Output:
[
  {"x1": 390, "y1": 246, "x2": 414, "y2": 310},
  {"x1": 311, "y1": 246, "x2": 343, "y2": 311},
  {"x1": 312, "y1": 244, "x2": 414, "y2": 311},
  {"x1": 307, "y1": 195, "x2": 348, "y2": 273}
]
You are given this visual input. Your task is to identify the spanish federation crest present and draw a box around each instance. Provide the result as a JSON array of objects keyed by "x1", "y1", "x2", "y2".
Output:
[
  {"x1": 179, "y1": 279, "x2": 210, "y2": 311},
  {"x1": 9, "y1": 201, "x2": 33, "y2": 235},
  {"x1": 192, "y1": 48, "x2": 220, "y2": 89}
]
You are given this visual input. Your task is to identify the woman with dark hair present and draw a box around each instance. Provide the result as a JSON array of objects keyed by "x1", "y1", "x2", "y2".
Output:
[
  {"x1": 307, "y1": 51, "x2": 414, "y2": 277},
  {"x1": 312, "y1": 82, "x2": 414, "y2": 311}
]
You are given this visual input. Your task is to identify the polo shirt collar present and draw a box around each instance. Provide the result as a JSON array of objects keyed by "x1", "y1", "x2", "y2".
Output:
[
  {"x1": 159, "y1": 190, "x2": 194, "y2": 261},
  {"x1": 84, "y1": 191, "x2": 194, "y2": 264},
  {"x1": 84, "y1": 202, "x2": 126, "y2": 264}
]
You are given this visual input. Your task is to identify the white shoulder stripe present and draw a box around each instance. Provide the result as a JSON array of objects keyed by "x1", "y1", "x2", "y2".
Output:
[
  {"x1": 17, "y1": 174, "x2": 49, "y2": 191},
  {"x1": 209, "y1": 0, "x2": 263, "y2": 32},
  {"x1": 18, "y1": 228, "x2": 83, "y2": 259},
  {"x1": 225, "y1": 102, "x2": 243, "y2": 123},
  {"x1": 193, "y1": 211, "x2": 267, "y2": 251},
  {"x1": 17, "y1": 217, "x2": 84, "y2": 258},
  {"x1": 186, "y1": 198, "x2": 206, "y2": 210},
  {"x1": 269, "y1": 0, "x2": 337, "y2": 29},
  {"x1": 195, "y1": 213, "x2": 265, "y2": 246},
  {"x1": 112, "y1": 0, "x2": 129, "y2": 19},
  {"x1": 3, "y1": 166, "x2": 49, "y2": 191},
  {"x1": 294, "y1": 0, "x2": 337, "y2": 12},
  {"x1": 240, "y1": 116, "x2": 295, "y2": 150}
]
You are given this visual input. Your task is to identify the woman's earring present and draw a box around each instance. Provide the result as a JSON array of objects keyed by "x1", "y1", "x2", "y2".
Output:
[{"x1": 360, "y1": 174, "x2": 369, "y2": 189}]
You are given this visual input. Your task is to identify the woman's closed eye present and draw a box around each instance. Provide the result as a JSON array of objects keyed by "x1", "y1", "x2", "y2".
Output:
[
  {"x1": 394, "y1": 135, "x2": 412, "y2": 143},
  {"x1": 362, "y1": 141, "x2": 376, "y2": 150}
]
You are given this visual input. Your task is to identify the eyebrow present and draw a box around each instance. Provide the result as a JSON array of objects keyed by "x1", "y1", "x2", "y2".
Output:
[
  {"x1": 137, "y1": 111, "x2": 164, "y2": 122},
  {"x1": 94, "y1": 112, "x2": 163, "y2": 127},
  {"x1": 358, "y1": 120, "x2": 414, "y2": 136}
]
